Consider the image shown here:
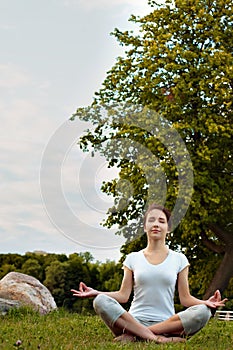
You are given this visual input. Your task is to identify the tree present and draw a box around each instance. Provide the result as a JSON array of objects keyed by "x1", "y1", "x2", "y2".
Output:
[
  {"x1": 73, "y1": 0, "x2": 233, "y2": 298},
  {"x1": 98, "y1": 260, "x2": 123, "y2": 292},
  {"x1": 63, "y1": 253, "x2": 92, "y2": 310},
  {"x1": 44, "y1": 260, "x2": 71, "y2": 307},
  {"x1": 0, "y1": 263, "x2": 16, "y2": 279},
  {"x1": 21, "y1": 258, "x2": 44, "y2": 281}
]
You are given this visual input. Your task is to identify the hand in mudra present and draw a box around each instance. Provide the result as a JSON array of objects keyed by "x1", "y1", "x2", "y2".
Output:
[
  {"x1": 71, "y1": 282, "x2": 99, "y2": 298},
  {"x1": 205, "y1": 290, "x2": 228, "y2": 309}
]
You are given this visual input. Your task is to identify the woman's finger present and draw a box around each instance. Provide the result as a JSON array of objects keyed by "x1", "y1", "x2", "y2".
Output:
[
  {"x1": 70, "y1": 289, "x2": 78, "y2": 293},
  {"x1": 79, "y1": 282, "x2": 86, "y2": 292}
]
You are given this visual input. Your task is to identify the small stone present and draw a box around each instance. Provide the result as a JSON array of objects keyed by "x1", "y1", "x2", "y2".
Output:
[{"x1": 15, "y1": 339, "x2": 22, "y2": 346}]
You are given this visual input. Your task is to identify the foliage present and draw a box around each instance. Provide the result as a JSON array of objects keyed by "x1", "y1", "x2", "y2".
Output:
[
  {"x1": 72, "y1": 0, "x2": 233, "y2": 297},
  {"x1": 0, "y1": 307, "x2": 233, "y2": 349},
  {"x1": 44, "y1": 260, "x2": 67, "y2": 306},
  {"x1": 98, "y1": 260, "x2": 123, "y2": 291},
  {"x1": 0, "y1": 252, "x2": 122, "y2": 313},
  {"x1": 21, "y1": 258, "x2": 44, "y2": 281}
]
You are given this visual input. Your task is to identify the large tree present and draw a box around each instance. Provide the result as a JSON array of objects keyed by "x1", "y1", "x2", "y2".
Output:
[{"x1": 73, "y1": 0, "x2": 232, "y2": 298}]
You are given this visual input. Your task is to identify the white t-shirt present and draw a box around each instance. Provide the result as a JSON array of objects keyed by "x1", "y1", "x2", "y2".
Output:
[{"x1": 123, "y1": 249, "x2": 189, "y2": 323}]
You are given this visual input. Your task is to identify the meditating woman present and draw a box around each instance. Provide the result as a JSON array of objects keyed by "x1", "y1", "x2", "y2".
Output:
[{"x1": 71, "y1": 203, "x2": 226, "y2": 343}]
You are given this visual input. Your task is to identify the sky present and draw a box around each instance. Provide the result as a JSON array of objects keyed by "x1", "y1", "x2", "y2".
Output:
[{"x1": 0, "y1": 0, "x2": 152, "y2": 262}]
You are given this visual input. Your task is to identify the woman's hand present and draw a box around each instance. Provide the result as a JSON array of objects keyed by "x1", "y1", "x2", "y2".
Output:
[
  {"x1": 71, "y1": 282, "x2": 99, "y2": 298},
  {"x1": 204, "y1": 290, "x2": 228, "y2": 308}
]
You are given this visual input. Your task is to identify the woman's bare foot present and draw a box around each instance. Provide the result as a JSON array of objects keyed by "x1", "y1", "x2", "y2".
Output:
[
  {"x1": 113, "y1": 334, "x2": 136, "y2": 343},
  {"x1": 153, "y1": 335, "x2": 186, "y2": 343}
]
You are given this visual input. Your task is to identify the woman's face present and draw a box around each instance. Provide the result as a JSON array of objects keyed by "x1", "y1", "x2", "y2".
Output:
[{"x1": 144, "y1": 209, "x2": 169, "y2": 241}]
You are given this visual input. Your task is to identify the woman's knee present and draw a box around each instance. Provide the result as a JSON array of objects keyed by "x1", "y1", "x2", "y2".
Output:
[
  {"x1": 195, "y1": 304, "x2": 212, "y2": 324},
  {"x1": 190, "y1": 304, "x2": 212, "y2": 334},
  {"x1": 178, "y1": 304, "x2": 212, "y2": 335},
  {"x1": 93, "y1": 294, "x2": 126, "y2": 329},
  {"x1": 93, "y1": 294, "x2": 109, "y2": 313}
]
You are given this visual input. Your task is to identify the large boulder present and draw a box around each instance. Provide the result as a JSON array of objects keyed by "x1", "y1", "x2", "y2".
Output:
[
  {"x1": 0, "y1": 297, "x2": 21, "y2": 315},
  {"x1": 0, "y1": 272, "x2": 57, "y2": 314}
]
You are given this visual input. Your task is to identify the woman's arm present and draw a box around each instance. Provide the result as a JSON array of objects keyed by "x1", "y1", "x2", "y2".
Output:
[
  {"x1": 177, "y1": 267, "x2": 205, "y2": 307},
  {"x1": 71, "y1": 266, "x2": 133, "y2": 304},
  {"x1": 178, "y1": 266, "x2": 227, "y2": 308}
]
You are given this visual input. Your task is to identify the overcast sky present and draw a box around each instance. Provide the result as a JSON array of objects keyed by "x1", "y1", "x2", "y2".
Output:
[{"x1": 0, "y1": 0, "x2": 152, "y2": 262}]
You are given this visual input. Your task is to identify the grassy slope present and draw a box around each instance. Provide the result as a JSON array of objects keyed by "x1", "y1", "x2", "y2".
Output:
[{"x1": 0, "y1": 308, "x2": 233, "y2": 350}]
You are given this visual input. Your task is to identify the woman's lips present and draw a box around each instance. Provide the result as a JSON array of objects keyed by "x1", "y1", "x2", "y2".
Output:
[{"x1": 151, "y1": 229, "x2": 160, "y2": 233}]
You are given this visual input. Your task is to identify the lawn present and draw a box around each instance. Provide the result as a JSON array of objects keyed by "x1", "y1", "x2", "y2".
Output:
[{"x1": 0, "y1": 307, "x2": 232, "y2": 350}]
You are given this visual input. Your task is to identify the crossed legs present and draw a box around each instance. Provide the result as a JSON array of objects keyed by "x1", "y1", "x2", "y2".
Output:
[
  {"x1": 149, "y1": 314, "x2": 185, "y2": 335},
  {"x1": 93, "y1": 295, "x2": 211, "y2": 343},
  {"x1": 93, "y1": 294, "x2": 186, "y2": 343},
  {"x1": 114, "y1": 311, "x2": 186, "y2": 343}
]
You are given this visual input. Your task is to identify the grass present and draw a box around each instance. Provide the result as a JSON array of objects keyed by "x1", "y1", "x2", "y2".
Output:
[{"x1": 0, "y1": 307, "x2": 233, "y2": 350}]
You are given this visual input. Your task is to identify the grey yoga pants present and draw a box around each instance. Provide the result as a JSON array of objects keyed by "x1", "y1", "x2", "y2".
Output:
[{"x1": 93, "y1": 294, "x2": 212, "y2": 336}]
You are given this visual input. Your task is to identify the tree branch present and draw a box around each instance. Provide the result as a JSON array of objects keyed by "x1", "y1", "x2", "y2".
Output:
[
  {"x1": 200, "y1": 232, "x2": 225, "y2": 254},
  {"x1": 209, "y1": 224, "x2": 231, "y2": 246}
]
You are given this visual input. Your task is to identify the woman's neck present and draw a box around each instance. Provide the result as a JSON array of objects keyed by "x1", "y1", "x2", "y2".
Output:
[
  {"x1": 143, "y1": 241, "x2": 169, "y2": 265},
  {"x1": 144, "y1": 239, "x2": 167, "y2": 253}
]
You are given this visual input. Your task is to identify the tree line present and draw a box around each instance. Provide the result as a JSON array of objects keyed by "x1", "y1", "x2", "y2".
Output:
[
  {"x1": 0, "y1": 250, "x2": 232, "y2": 313},
  {"x1": 0, "y1": 252, "x2": 123, "y2": 313}
]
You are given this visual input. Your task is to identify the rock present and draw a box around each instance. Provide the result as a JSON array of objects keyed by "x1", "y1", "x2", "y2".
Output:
[
  {"x1": 0, "y1": 297, "x2": 22, "y2": 314},
  {"x1": 0, "y1": 272, "x2": 57, "y2": 314}
]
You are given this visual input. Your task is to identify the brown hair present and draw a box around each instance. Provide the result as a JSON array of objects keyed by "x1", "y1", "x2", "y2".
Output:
[{"x1": 143, "y1": 203, "x2": 172, "y2": 230}]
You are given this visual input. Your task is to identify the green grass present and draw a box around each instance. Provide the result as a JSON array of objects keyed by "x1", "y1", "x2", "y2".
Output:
[{"x1": 0, "y1": 307, "x2": 233, "y2": 350}]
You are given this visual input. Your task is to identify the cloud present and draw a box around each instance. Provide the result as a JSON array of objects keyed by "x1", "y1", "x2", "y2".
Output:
[
  {"x1": 0, "y1": 1, "x2": 135, "y2": 261},
  {"x1": 0, "y1": 96, "x2": 124, "y2": 257},
  {"x1": 39, "y1": 119, "x2": 124, "y2": 249},
  {"x1": 63, "y1": 0, "x2": 150, "y2": 14},
  {"x1": 0, "y1": 24, "x2": 16, "y2": 31},
  {"x1": 0, "y1": 63, "x2": 31, "y2": 89}
]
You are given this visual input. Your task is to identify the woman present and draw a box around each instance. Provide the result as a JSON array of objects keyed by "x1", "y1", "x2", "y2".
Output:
[{"x1": 71, "y1": 203, "x2": 227, "y2": 343}]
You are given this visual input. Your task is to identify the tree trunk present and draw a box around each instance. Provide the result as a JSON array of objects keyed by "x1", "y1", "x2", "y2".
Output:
[{"x1": 203, "y1": 249, "x2": 233, "y2": 299}]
